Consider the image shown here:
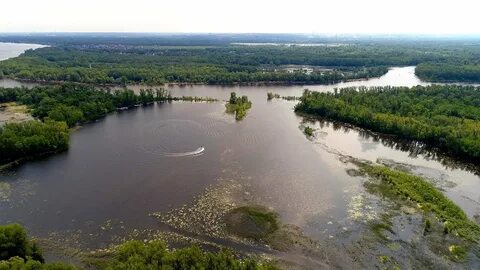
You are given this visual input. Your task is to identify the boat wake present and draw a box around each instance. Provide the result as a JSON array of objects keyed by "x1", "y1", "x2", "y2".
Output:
[{"x1": 163, "y1": 147, "x2": 205, "y2": 157}]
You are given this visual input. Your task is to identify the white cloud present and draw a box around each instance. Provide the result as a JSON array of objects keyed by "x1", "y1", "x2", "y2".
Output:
[{"x1": 1, "y1": 0, "x2": 479, "y2": 34}]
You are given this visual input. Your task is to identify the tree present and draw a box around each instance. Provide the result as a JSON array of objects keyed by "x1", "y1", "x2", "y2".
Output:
[
  {"x1": 48, "y1": 104, "x2": 84, "y2": 127},
  {"x1": 229, "y1": 92, "x2": 237, "y2": 104}
]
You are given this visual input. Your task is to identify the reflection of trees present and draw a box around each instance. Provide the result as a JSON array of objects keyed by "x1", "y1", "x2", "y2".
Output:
[{"x1": 307, "y1": 117, "x2": 480, "y2": 176}]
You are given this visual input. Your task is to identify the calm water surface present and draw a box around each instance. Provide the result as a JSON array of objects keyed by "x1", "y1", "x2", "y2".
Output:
[
  {"x1": 0, "y1": 43, "x2": 479, "y2": 252},
  {"x1": 0, "y1": 42, "x2": 46, "y2": 61}
]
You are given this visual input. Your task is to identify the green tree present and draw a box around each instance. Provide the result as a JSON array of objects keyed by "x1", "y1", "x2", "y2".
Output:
[{"x1": 48, "y1": 104, "x2": 84, "y2": 127}]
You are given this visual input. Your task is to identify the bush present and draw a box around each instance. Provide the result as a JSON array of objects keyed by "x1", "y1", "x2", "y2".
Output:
[
  {"x1": 0, "y1": 224, "x2": 44, "y2": 262},
  {"x1": 106, "y1": 240, "x2": 277, "y2": 270},
  {"x1": 0, "y1": 120, "x2": 70, "y2": 164}
]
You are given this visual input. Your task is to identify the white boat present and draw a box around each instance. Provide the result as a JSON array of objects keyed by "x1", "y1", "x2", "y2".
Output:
[{"x1": 163, "y1": 146, "x2": 205, "y2": 157}]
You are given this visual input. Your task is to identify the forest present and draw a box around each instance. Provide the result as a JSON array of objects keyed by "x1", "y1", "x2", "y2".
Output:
[
  {"x1": 0, "y1": 120, "x2": 69, "y2": 164},
  {"x1": 0, "y1": 223, "x2": 276, "y2": 269},
  {"x1": 0, "y1": 45, "x2": 392, "y2": 84},
  {"x1": 415, "y1": 63, "x2": 480, "y2": 82},
  {"x1": 295, "y1": 85, "x2": 480, "y2": 161},
  {"x1": 1, "y1": 35, "x2": 480, "y2": 83}
]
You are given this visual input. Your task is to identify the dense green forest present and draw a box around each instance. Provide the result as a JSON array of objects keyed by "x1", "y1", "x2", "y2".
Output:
[
  {"x1": 416, "y1": 63, "x2": 480, "y2": 82},
  {"x1": 0, "y1": 46, "x2": 393, "y2": 84},
  {"x1": 2, "y1": 34, "x2": 480, "y2": 84},
  {"x1": 295, "y1": 85, "x2": 480, "y2": 161},
  {"x1": 2, "y1": 34, "x2": 480, "y2": 83},
  {"x1": 0, "y1": 120, "x2": 69, "y2": 164},
  {"x1": 0, "y1": 223, "x2": 276, "y2": 269}
]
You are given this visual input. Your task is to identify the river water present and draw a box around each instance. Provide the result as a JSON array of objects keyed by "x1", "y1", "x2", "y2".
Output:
[{"x1": 0, "y1": 43, "x2": 479, "y2": 263}]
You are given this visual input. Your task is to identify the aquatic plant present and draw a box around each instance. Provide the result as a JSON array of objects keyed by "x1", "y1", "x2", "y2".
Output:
[
  {"x1": 266, "y1": 92, "x2": 280, "y2": 101},
  {"x1": 360, "y1": 164, "x2": 480, "y2": 243},
  {"x1": 225, "y1": 206, "x2": 279, "y2": 240},
  {"x1": 303, "y1": 126, "x2": 315, "y2": 137}
]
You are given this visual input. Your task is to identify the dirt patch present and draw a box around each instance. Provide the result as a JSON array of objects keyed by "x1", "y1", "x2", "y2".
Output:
[{"x1": 0, "y1": 102, "x2": 32, "y2": 125}]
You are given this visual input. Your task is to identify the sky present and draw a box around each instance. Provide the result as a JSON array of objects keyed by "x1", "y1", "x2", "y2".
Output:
[{"x1": 1, "y1": 0, "x2": 479, "y2": 34}]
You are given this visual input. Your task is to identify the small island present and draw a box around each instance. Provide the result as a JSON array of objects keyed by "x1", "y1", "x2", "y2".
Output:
[{"x1": 225, "y1": 92, "x2": 252, "y2": 121}]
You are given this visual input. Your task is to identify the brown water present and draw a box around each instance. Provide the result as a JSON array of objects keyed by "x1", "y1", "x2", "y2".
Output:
[
  {"x1": 0, "y1": 43, "x2": 479, "y2": 265},
  {"x1": 1, "y1": 67, "x2": 479, "y2": 237}
]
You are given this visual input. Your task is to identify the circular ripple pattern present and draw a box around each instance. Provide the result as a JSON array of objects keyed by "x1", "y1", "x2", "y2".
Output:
[
  {"x1": 137, "y1": 118, "x2": 230, "y2": 157},
  {"x1": 201, "y1": 116, "x2": 232, "y2": 138},
  {"x1": 138, "y1": 119, "x2": 205, "y2": 157}
]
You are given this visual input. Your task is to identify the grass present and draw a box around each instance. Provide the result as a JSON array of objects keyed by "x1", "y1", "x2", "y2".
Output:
[
  {"x1": 0, "y1": 102, "x2": 28, "y2": 113},
  {"x1": 360, "y1": 164, "x2": 480, "y2": 243},
  {"x1": 377, "y1": 255, "x2": 400, "y2": 270},
  {"x1": 449, "y1": 245, "x2": 468, "y2": 262},
  {"x1": 370, "y1": 220, "x2": 394, "y2": 241}
]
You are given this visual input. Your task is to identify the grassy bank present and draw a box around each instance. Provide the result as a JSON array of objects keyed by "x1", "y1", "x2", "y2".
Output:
[{"x1": 360, "y1": 164, "x2": 480, "y2": 243}]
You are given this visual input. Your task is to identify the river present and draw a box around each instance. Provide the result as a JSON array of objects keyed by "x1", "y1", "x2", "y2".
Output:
[{"x1": 0, "y1": 43, "x2": 479, "y2": 267}]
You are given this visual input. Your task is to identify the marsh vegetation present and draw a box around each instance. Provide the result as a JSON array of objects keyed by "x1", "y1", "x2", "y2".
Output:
[{"x1": 225, "y1": 206, "x2": 279, "y2": 240}]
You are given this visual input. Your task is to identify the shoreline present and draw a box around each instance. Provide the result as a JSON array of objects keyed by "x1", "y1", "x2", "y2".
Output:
[{"x1": 1, "y1": 74, "x2": 390, "y2": 88}]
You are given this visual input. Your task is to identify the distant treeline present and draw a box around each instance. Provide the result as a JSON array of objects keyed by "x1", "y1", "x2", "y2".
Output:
[
  {"x1": 0, "y1": 85, "x2": 214, "y2": 164},
  {"x1": 2, "y1": 37, "x2": 480, "y2": 83},
  {"x1": 0, "y1": 45, "x2": 390, "y2": 84},
  {"x1": 416, "y1": 63, "x2": 480, "y2": 82},
  {"x1": 3, "y1": 33, "x2": 475, "y2": 46},
  {"x1": 295, "y1": 85, "x2": 480, "y2": 161}
]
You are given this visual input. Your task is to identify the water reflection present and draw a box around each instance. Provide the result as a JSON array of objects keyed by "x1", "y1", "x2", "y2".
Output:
[
  {"x1": 303, "y1": 116, "x2": 480, "y2": 219},
  {"x1": 311, "y1": 117, "x2": 480, "y2": 174}
]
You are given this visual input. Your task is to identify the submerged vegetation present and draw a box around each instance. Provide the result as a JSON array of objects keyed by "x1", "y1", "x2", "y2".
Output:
[
  {"x1": 226, "y1": 92, "x2": 252, "y2": 120},
  {"x1": 266, "y1": 92, "x2": 280, "y2": 101},
  {"x1": 357, "y1": 163, "x2": 480, "y2": 263},
  {"x1": 303, "y1": 126, "x2": 315, "y2": 137},
  {"x1": 225, "y1": 206, "x2": 280, "y2": 240},
  {"x1": 295, "y1": 85, "x2": 480, "y2": 161},
  {"x1": 360, "y1": 164, "x2": 480, "y2": 243}
]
